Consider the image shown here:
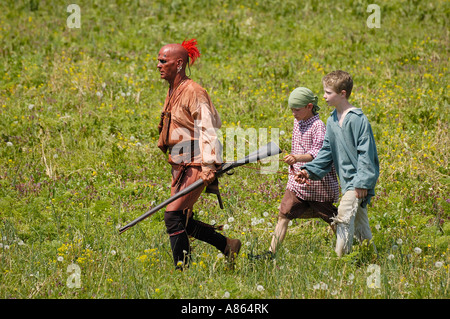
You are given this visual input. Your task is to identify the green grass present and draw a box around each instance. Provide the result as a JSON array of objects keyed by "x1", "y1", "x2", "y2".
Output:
[{"x1": 0, "y1": 0, "x2": 448, "y2": 299}]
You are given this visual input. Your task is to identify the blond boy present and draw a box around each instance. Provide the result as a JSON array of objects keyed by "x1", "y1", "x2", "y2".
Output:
[{"x1": 296, "y1": 71, "x2": 379, "y2": 257}]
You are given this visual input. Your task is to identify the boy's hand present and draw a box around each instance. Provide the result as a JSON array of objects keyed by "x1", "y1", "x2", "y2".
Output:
[
  {"x1": 284, "y1": 153, "x2": 313, "y2": 165},
  {"x1": 294, "y1": 169, "x2": 310, "y2": 184},
  {"x1": 355, "y1": 188, "x2": 367, "y2": 199},
  {"x1": 283, "y1": 154, "x2": 297, "y2": 165}
]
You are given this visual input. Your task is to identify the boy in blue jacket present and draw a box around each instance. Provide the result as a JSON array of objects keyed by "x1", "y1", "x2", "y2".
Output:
[{"x1": 295, "y1": 70, "x2": 379, "y2": 257}]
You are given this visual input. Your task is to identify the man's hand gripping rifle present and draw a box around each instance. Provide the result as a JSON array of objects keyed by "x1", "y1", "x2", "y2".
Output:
[{"x1": 118, "y1": 142, "x2": 282, "y2": 234}]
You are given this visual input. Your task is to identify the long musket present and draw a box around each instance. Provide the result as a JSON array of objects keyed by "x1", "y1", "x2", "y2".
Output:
[{"x1": 118, "y1": 141, "x2": 282, "y2": 234}]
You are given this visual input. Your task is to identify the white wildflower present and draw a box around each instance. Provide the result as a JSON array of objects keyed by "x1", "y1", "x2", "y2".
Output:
[{"x1": 313, "y1": 282, "x2": 328, "y2": 290}]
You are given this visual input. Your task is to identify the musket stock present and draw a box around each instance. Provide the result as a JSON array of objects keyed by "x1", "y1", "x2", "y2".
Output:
[{"x1": 118, "y1": 142, "x2": 281, "y2": 234}]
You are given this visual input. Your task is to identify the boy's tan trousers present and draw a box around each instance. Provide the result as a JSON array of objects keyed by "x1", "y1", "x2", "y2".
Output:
[{"x1": 333, "y1": 190, "x2": 373, "y2": 257}]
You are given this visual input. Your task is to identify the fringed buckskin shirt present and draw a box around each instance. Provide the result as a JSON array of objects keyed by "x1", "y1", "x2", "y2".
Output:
[{"x1": 158, "y1": 78, "x2": 223, "y2": 166}]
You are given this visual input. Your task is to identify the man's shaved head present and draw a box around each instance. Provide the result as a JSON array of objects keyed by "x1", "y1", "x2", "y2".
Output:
[
  {"x1": 157, "y1": 44, "x2": 188, "y2": 84},
  {"x1": 157, "y1": 39, "x2": 200, "y2": 85},
  {"x1": 159, "y1": 43, "x2": 189, "y2": 65}
]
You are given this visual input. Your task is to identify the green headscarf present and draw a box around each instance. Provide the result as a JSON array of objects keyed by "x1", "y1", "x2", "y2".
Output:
[{"x1": 288, "y1": 87, "x2": 321, "y2": 115}]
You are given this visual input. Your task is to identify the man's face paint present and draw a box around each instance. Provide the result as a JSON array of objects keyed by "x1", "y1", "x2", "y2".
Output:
[{"x1": 157, "y1": 46, "x2": 178, "y2": 82}]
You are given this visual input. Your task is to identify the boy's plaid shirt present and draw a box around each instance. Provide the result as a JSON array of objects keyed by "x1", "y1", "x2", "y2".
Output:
[{"x1": 286, "y1": 115, "x2": 340, "y2": 203}]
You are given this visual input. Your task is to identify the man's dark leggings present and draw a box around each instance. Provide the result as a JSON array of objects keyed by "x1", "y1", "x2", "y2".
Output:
[{"x1": 164, "y1": 210, "x2": 227, "y2": 268}]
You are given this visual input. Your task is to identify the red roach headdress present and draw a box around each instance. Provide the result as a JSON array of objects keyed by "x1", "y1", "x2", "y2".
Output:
[{"x1": 181, "y1": 38, "x2": 201, "y2": 66}]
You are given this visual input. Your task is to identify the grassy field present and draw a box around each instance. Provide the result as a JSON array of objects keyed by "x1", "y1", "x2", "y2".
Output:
[{"x1": 0, "y1": 0, "x2": 448, "y2": 300}]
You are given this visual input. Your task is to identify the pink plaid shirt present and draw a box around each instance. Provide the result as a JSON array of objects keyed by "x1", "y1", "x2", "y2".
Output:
[{"x1": 286, "y1": 114, "x2": 340, "y2": 203}]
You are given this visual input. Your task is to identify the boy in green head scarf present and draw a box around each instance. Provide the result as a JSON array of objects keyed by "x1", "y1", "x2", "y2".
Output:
[
  {"x1": 288, "y1": 86, "x2": 321, "y2": 115},
  {"x1": 252, "y1": 87, "x2": 340, "y2": 259}
]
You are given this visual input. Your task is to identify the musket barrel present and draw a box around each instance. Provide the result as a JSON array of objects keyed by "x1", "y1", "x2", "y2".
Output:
[
  {"x1": 118, "y1": 142, "x2": 281, "y2": 234},
  {"x1": 118, "y1": 178, "x2": 205, "y2": 233}
]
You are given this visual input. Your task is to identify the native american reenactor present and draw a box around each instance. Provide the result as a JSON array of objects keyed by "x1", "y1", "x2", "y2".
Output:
[{"x1": 156, "y1": 39, "x2": 241, "y2": 269}]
